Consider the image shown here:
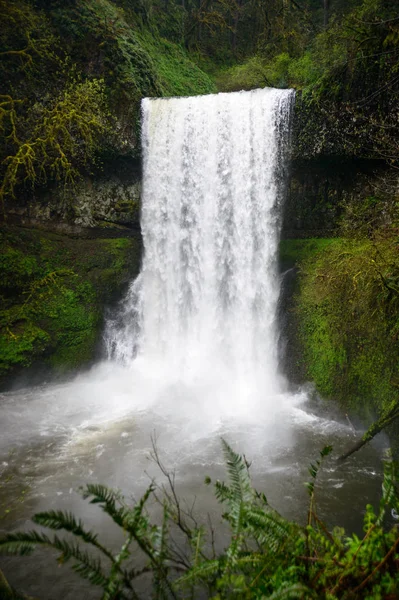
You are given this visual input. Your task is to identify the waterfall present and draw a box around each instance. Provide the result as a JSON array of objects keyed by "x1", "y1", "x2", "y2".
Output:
[{"x1": 106, "y1": 87, "x2": 295, "y2": 420}]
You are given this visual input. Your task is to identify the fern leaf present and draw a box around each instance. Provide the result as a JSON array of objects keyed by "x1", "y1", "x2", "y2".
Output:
[
  {"x1": 0, "y1": 531, "x2": 108, "y2": 587},
  {"x1": 176, "y1": 559, "x2": 220, "y2": 586},
  {"x1": 235, "y1": 553, "x2": 264, "y2": 568},
  {"x1": 244, "y1": 507, "x2": 291, "y2": 551},
  {"x1": 214, "y1": 480, "x2": 233, "y2": 503},
  {"x1": 226, "y1": 503, "x2": 245, "y2": 567},
  {"x1": 81, "y1": 484, "x2": 124, "y2": 527},
  {"x1": 33, "y1": 510, "x2": 99, "y2": 545},
  {"x1": 0, "y1": 530, "x2": 52, "y2": 556},
  {"x1": 153, "y1": 504, "x2": 168, "y2": 561},
  {"x1": 265, "y1": 583, "x2": 315, "y2": 599},
  {"x1": 122, "y1": 484, "x2": 154, "y2": 534},
  {"x1": 221, "y1": 438, "x2": 253, "y2": 505}
]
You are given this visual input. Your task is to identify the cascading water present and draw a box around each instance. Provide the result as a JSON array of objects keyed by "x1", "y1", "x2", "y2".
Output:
[{"x1": 106, "y1": 88, "x2": 295, "y2": 423}]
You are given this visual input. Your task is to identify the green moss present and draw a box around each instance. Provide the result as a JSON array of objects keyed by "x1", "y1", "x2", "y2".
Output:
[
  {"x1": 0, "y1": 323, "x2": 50, "y2": 377},
  {"x1": 0, "y1": 227, "x2": 140, "y2": 386},
  {"x1": 279, "y1": 238, "x2": 337, "y2": 266},
  {"x1": 0, "y1": 247, "x2": 39, "y2": 293},
  {"x1": 282, "y1": 238, "x2": 399, "y2": 421},
  {"x1": 47, "y1": 285, "x2": 99, "y2": 369}
]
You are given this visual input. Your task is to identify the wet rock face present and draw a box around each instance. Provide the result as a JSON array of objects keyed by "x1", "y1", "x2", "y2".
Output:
[
  {"x1": 7, "y1": 157, "x2": 142, "y2": 231},
  {"x1": 57, "y1": 176, "x2": 141, "y2": 229},
  {"x1": 282, "y1": 158, "x2": 386, "y2": 238}
]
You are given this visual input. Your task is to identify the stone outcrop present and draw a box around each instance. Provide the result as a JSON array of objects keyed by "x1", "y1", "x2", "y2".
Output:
[{"x1": 5, "y1": 158, "x2": 141, "y2": 233}]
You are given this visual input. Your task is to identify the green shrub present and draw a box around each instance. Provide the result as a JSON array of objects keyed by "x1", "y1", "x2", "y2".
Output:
[{"x1": 215, "y1": 56, "x2": 272, "y2": 92}]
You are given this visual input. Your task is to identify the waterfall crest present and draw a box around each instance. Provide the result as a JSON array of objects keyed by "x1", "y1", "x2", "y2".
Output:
[{"x1": 107, "y1": 88, "x2": 294, "y2": 416}]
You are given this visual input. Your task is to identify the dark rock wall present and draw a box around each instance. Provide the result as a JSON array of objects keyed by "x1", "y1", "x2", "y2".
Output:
[
  {"x1": 5, "y1": 157, "x2": 142, "y2": 233},
  {"x1": 283, "y1": 158, "x2": 387, "y2": 238}
]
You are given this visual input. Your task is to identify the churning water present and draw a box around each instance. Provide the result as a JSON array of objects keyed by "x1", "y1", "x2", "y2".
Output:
[{"x1": 0, "y1": 89, "x2": 386, "y2": 598}]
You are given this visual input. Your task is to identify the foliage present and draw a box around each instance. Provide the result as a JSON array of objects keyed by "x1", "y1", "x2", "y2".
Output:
[
  {"x1": 137, "y1": 29, "x2": 216, "y2": 97},
  {"x1": 205, "y1": 0, "x2": 399, "y2": 166},
  {"x1": 293, "y1": 0, "x2": 399, "y2": 161},
  {"x1": 215, "y1": 56, "x2": 273, "y2": 92},
  {"x1": 1, "y1": 440, "x2": 399, "y2": 599},
  {"x1": 282, "y1": 234, "x2": 399, "y2": 422}
]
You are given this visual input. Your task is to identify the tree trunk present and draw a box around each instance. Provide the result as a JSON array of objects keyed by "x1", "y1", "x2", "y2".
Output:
[{"x1": 323, "y1": 0, "x2": 330, "y2": 28}]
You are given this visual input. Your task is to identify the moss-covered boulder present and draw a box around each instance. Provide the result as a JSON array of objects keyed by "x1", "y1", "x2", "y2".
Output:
[{"x1": 0, "y1": 226, "x2": 140, "y2": 389}]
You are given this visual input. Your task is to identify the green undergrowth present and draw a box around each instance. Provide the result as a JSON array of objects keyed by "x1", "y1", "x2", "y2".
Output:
[
  {"x1": 279, "y1": 238, "x2": 338, "y2": 267},
  {"x1": 136, "y1": 30, "x2": 216, "y2": 97},
  {"x1": 1, "y1": 440, "x2": 399, "y2": 599},
  {"x1": 281, "y1": 237, "x2": 399, "y2": 421},
  {"x1": 0, "y1": 227, "x2": 140, "y2": 386}
]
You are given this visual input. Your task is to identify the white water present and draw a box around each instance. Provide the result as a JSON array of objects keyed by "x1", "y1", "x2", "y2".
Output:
[{"x1": 105, "y1": 88, "x2": 297, "y2": 433}]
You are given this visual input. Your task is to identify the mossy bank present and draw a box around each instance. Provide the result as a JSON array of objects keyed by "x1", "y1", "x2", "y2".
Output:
[
  {"x1": 280, "y1": 237, "x2": 399, "y2": 429},
  {"x1": 0, "y1": 227, "x2": 140, "y2": 389}
]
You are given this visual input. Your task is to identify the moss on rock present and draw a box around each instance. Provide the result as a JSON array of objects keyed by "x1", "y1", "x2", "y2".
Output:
[
  {"x1": 280, "y1": 238, "x2": 399, "y2": 422},
  {"x1": 0, "y1": 227, "x2": 140, "y2": 388}
]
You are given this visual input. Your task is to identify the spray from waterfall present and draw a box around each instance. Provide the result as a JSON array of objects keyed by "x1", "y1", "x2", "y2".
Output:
[{"x1": 106, "y1": 88, "x2": 295, "y2": 419}]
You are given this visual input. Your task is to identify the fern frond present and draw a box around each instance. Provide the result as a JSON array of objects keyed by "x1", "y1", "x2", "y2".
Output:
[
  {"x1": 122, "y1": 484, "x2": 154, "y2": 534},
  {"x1": 215, "y1": 480, "x2": 233, "y2": 503},
  {"x1": 81, "y1": 484, "x2": 124, "y2": 526},
  {"x1": 153, "y1": 504, "x2": 168, "y2": 562},
  {"x1": 176, "y1": 559, "x2": 220, "y2": 586},
  {"x1": 221, "y1": 438, "x2": 253, "y2": 505},
  {"x1": 0, "y1": 530, "x2": 60, "y2": 556},
  {"x1": 235, "y1": 552, "x2": 264, "y2": 568},
  {"x1": 0, "y1": 531, "x2": 108, "y2": 587},
  {"x1": 226, "y1": 503, "x2": 245, "y2": 567},
  {"x1": 219, "y1": 439, "x2": 258, "y2": 568},
  {"x1": 33, "y1": 510, "x2": 98, "y2": 544},
  {"x1": 244, "y1": 507, "x2": 291, "y2": 551},
  {"x1": 266, "y1": 583, "x2": 315, "y2": 599}
]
